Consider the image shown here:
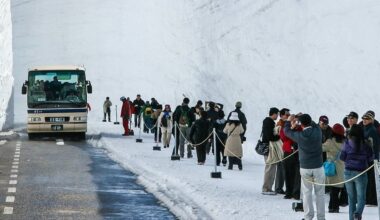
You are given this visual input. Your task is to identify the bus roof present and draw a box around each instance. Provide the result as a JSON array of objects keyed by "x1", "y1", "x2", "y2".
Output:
[{"x1": 28, "y1": 65, "x2": 86, "y2": 71}]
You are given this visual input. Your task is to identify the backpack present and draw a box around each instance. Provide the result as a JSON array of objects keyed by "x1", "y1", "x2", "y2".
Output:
[
  {"x1": 161, "y1": 114, "x2": 169, "y2": 127},
  {"x1": 179, "y1": 107, "x2": 189, "y2": 126},
  {"x1": 145, "y1": 107, "x2": 152, "y2": 115}
]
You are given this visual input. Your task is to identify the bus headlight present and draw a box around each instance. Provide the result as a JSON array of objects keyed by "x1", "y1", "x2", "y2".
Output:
[
  {"x1": 73, "y1": 116, "x2": 87, "y2": 121},
  {"x1": 28, "y1": 117, "x2": 42, "y2": 122}
]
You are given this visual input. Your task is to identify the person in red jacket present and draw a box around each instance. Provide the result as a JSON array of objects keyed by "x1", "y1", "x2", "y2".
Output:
[{"x1": 120, "y1": 96, "x2": 131, "y2": 136}]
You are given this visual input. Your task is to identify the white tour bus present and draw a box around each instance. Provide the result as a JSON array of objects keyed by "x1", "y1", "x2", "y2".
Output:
[{"x1": 21, "y1": 65, "x2": 92, "y2": 140}]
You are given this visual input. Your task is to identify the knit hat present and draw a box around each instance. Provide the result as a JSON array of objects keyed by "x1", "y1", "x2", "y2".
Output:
[
  {"x1": 269, "y1": 107, "x2": 279, "y2": 116},
  {"x1": 319, "y1": 115, "x2": 329, "y2": 125},
  {"x1": 197, "y1": 100, "x2": 203, "y2": 106},
  {"x1": 235, "y1": 101, "x2": 242, "y2": 108},
  {"x1": 120, "y1": 96, "x2": 126, "y2": 101},
  {"x1": 229, "y1": 112, "x2": 240, "y2": 121},
  {"x1": 347, "y1": 111, "x2": 359, "y2": 119},
  {"x1": 366, "y1": 110, "x2": 375, "y2": 118},
  {"x1": 332, "y1": 123, "x2": 345, "y2": 136},
  {"x1": 298, "y1": 114, "x2": 312, "y2": 126},
  {"x1": 362, "y1": 112, "x2": 374, "y2": 120}
]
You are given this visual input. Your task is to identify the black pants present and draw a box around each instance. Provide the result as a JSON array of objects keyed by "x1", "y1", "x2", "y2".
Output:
[
  {"x1": 172, "y1": 126, "x2": 180, "y2": 155},
  {"x1": 329, "y1": 187, "x2": 341, "y2": 210},
  {"x1": 366, "y1": 162, "x2": 378, "y2": 205},
  {"x1": 228, "y1": 156, "x2": 242, "y2": 169},
  {"x1": 283, "y1": 152, "x2": 300, "y2": 199},
  {"x1": 196, "y1": 143, "x2": 207, "y2": 163},
  {"x1": 275, "y1": 162, "x2": 285, "y2": 192},
  {"x1": 215, "y1": 137, "x2": 226, "y2": 165},
  {"x1": 134, "y1": 113, "x2": 141, "y2": 127}
]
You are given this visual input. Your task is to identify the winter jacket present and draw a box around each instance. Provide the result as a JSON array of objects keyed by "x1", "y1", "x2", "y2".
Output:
[
  {"x1": 223, "y1": 123, "x2": 244, "y2": 157},
  {"x1": 103, "y1": 100, "x2": 112, "y2": 113},
  {"x1": 215, "y1": 118, "x2": 227, "y2": 142},
  {"x1": 284, "y1": 121, "x2": 323, "y2": 169},
  {"x1": 173, "y1": 104, "x2": 195, "y2": 127},
  {"x1": 227, "y1": 109, "x2": 247, "y2": 136},
  {"x1": 132, "y1": 98, "x2": 145, "y2": 115},
  {"x1": 340, "y1": 139, "x2": 373, "y2": 171},
  {"x1": 321, "y1": 126, "x2": 333, "y2": 143},
  {"x1": 322, "y1": 138, "x2": 344, "y2": 188},
  {"x1": 262, "y1": 117, "x2": 280, "y2": 144},
  {"x1": 189, "y1": 118, "x2": 211, "y2": 145},
  {"x1": 207, "y1": 109, "x2": 219, "y2": 128},
  {"x1": 363, "y1": 123, "x2": 379, "y2": 160},
  {"x1": 120, "y1": 100, "x2": 131, "y2": 120},
  {"x1": 158, "y1": 111, "x2": 173, "y2": 131}
]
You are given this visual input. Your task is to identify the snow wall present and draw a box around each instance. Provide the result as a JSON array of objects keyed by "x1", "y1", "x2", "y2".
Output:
[
  {"x1": 0, "y1": 0, "x2": 13, "y2": 131},
  {"x1": 11, "y1": 0, "x2": 380, "y2": 137}
]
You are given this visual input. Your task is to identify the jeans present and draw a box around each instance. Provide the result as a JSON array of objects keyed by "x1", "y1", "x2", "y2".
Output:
[
  {"x1": 300, "y1": 167, "x2": 325, "y2": 220},
  {"x1": 344, "y1": 169, "x2": 368, "y2": 220}
]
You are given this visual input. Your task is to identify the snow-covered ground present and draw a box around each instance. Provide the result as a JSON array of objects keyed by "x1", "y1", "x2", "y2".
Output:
[
  {"x1": 88, "y1": 120, "x2": 378, "y2": 219},
  {"x1": 0, "y1": 0, "x2": 13, "y2": 130},
  {"x1": 5, "y1": 0, "x2": 380, "y2": 219}
]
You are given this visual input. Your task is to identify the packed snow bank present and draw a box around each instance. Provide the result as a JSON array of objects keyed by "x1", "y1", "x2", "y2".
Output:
[
  {"x1": 0, "y1": 0, "x2": 13, "y2": 131},
  {"x1": 88, "y1": 121, "x2": 377, "y2": 220}
]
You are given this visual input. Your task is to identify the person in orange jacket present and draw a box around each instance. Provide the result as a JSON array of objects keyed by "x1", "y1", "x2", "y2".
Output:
[{"x1": 120, "y1": 96, "x2": 131, "y2": 136}]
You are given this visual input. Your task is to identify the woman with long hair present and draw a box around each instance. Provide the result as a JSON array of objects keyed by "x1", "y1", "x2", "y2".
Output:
[{"x1": 340, "y1": 124, "x2": 373, "y2": 220}]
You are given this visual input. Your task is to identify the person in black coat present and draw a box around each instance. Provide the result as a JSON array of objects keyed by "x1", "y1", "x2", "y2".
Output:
[
  {"x1": 190, "y1": 110, "x2": 211, "y2": 164},
  {"x1": 132, "y1": 94, "x2": 145, "y2": 128},
  {"x1": 261, "y1": 107, "x2": 280, "y2": 195},
  {"x1": 227, "y1": 101, "x2": 247, "y2": 142},
  {"x1": 215, "y1": 110, "x2": 227, "y2": 166}
]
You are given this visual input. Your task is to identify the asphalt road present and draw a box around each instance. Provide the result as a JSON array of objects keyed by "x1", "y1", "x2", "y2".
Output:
[{"x1": 0, "y1": 133, "x2": 176, "y2": 220}]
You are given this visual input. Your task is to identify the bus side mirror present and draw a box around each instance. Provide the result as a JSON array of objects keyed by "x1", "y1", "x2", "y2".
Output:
[
  {"x1": 86, "y1": 81, "x2": 92, "y2": 94},
  {"x1": 21, "y1": 81, "x2": 28, "y2": 95}
]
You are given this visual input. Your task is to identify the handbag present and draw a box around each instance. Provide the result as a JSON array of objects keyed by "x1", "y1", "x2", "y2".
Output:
[
  {"x1": 255, "y1": 132, "x2": 269, "y2": 156},
  {"x1": 323, "y1": 151, "x2": 340, "y2": 177}
]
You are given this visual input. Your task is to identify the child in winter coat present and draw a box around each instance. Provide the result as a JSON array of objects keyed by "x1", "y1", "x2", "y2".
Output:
[{"x1": 223, "y1": 112, "x2": 244, "y2": 170}]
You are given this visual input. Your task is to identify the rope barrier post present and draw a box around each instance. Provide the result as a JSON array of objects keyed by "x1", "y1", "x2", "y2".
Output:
[
  {"x1": 136, "y1": 114, "x2": 143, "y2": 143},
  {"x1": 171, "y1": 122, "x2": 180, "y2": 160},
  {"x1": 374, "y1": 160, "x2": 380, "y2": 220},
  {"x1": 211, "y1": 129, "x2": 221, "y2": 178},
  {"x1": 113, "y1": 105, "x2": 120, "y2": 125},
  {"x1": 153, "y1": 124, "x2": 161, "y2": 151}
]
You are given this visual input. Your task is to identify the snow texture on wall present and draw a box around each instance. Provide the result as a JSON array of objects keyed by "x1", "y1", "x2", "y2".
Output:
[{"x1": 0, "y1": 0, "x2": 13, "y2": 131}]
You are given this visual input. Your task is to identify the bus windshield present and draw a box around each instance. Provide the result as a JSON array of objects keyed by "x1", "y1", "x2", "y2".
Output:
[{"x1": 27, "y1": 70, "x2": 87, "y2": 108}]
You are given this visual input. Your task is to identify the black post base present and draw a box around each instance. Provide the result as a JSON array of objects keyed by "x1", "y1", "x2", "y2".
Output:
[
  {"x1": 114, "y1": 122, "x2": 120, "y2": 125},
  {"x1": 210, "y1": 172, "x2": 222, "y2": 178},
  {"x1": 292, "y1": 201, "x2": 303, "y2": 212},
  {"x1": 153, "y1": 146, "x2": 161, "y2": 151},
  {"x1": 136, "y1": 138, "x2": 143, "y2": 143},
  {"x1": 171, "y1": 155, "x2": 180, "y2": 160}
]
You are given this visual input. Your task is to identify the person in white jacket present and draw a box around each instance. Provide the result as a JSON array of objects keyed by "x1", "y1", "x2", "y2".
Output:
[{"x1": 158, "y1": 104, "x2": 173, "y2": 148}]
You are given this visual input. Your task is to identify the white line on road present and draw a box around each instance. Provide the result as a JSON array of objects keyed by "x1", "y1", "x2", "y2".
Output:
[
  {"x1": 56, "y1": 139, "x2": 65, "y2": 145},
  {"x1": 14, "y1": 158, "x2": 19, "y2": 161},
  {"x1": 10, "y1": 174, "x2": 17, "y2": 178},
  {"x1": 8, "y1": 188, "x2": 16, "y2": 193},
  {"x1": 12, "y1": 162, "x2": 19, "y2": 165},
  {"x1": 5, "y1": 196, "x2": 15, "y2": 203},
  {"x1": 3, "y1": 207, "x2": 13, "y2": 214},
  {"x1": 9, "y1": 180, "x2": 17, "y2": 185},
  {"x1": 14, "y1": 155, "x2": 20, "y2": 158},
  {"x1": 11, "y1": 169, "x2": 18, "y2": 173},
  {"x1": 11, "y1": 166, "x2": 18, "y2": 169}
]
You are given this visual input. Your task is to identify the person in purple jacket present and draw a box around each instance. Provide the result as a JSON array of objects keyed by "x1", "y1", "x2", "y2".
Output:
[{"x1": 340, "y1": 124, "x2": 373, "y2": 220}]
